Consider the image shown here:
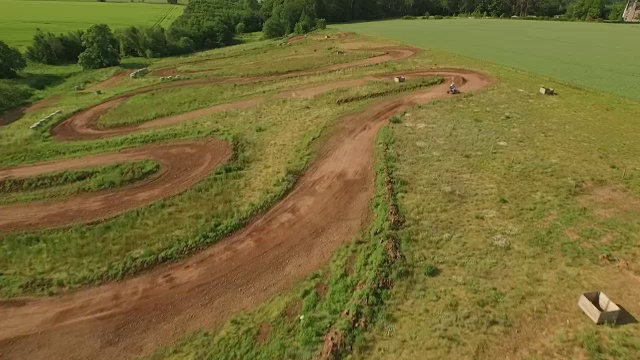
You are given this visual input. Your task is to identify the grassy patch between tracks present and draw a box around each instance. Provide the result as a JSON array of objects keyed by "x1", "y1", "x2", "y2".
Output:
[
  {"x1": 335, "y1": 77, "x2": 443, "y2": 105},
  {"x1": 150, "y1": 126, "x2": 405, "y2": 360},
  {"x1": 0, "y1": 160, "x2": 159, "y2": 205}
]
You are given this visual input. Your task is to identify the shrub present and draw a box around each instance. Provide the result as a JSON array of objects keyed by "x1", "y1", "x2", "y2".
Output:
[
  {"x1": 115, "y1": 26, "x2": 144, "y2": 57},
  {"x1": 294, "y1": 11, "x2": 314, "y2": 34},
  {"x1": 434, "y1": 15, "x2": 444, "y2": 19},
  {"x1": 401, "y1": 15, "x2": 417, "y2": 20},
  {"x1": 78, "y1": 24, "x2": 121, "y2": 70},
  {"x1": 423, "y1": 264, "x2": 440, "y2": 277},
  {"x1": 0, "y1": 41, "x2": 26, "y2": 79},
  {"x1": 316, "y1": 18, "x2": 327, "y2": 29},
  {"x1": 26, "y1": 29, "x2": 85, "y2": 64},
  {"x1": 235, "y1": 22, "x2": 246, "y2": 34},
  {"x1": 58, "y1": 30, "x2": 85, "y2": 61},
  {"x1": 0, "y1": 81, "x2": 33, "y2": 113},
  {"x1": 175, "y1": 37, "x2": 196, "y2": 53},
  {"x1": 167, "y1": 0, "x2": 177, "y2": 3},
  {"x1": 424, "y1": 11, "x2": 430, "y2": 16},
  {"x1": 26, "y1": 29, "x2": 64, "y2": 64},
  {"x1": 263, "y1": 16, "x2": 286, "y2": 38}
]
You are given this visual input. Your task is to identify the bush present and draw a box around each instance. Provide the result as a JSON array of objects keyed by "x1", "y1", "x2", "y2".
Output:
[
  {"x1": 424, "y1": 11, "x2": 430, "y2": 16},
  {"x1": 115, "y1": 26, "x2": 144, "y2": 57},
  {"x1": 0, "y1": 41, "x2": 26, "y2": 79},
  {"x1": 294, "y1": 11, "x2": 314, "y2": 34},
  {"x1": 401, "y1": 15, "x2": 417, "y2": 20},
  {"x1": 26, "y1": 29, "x2": 65, "y2": 64},
  {"x1": 316, "y1": 18, "x2": 326, "y2": 29},
  {"x1": 26, "y1": 29, "x2": 85, "y2": 64},
  {"x1": 263, "y1": 16, "x2": 286, "y2": 38},
  {"x1": 175, "y1": 37, "x2": 196, "y2": 53},
  {"x1": 423, "y1": 264, "x2": 440, "y2": 277},
  {"x1": 167, "y1": 0, "x2": 177, "y2": 3},
  {"x1": 0, "y1": 81, "x2": 33, "y2": 113},
  {"x1": 434, "y1": 15, "x2": 444, "y2": 19},
  {"x1": 235, "y1": 22, "x2": 246, "y2": 34},
  {"x1": 78, "y1": 24, "x2": 121, "y2": 70}
]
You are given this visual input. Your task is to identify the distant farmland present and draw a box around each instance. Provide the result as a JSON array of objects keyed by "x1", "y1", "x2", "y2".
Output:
[
  {"x1": 334, "y1": 19, "x2": 640, "y2": 99},
  {"x1": 0, "y1": 0, "x2": 183, "y2": 49}
]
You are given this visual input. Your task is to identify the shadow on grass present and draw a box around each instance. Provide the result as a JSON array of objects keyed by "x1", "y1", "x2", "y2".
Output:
[
  {"x1": 617, "y1": 305, "x2": 638, "y2": 326},
  {"x1": 18, "y1": 73, "x2": 65, "y2": 90}
]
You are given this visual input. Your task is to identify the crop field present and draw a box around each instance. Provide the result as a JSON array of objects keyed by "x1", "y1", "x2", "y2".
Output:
[
  {"x1": 334, "y1": 19, "x2": 640, "y2": 100},
  {"x1": 0, "y1": 0, "x2": 183, "y2": 48},
  {"x1": 1, "y1": 23, "x2": 640, "y2": 360}
]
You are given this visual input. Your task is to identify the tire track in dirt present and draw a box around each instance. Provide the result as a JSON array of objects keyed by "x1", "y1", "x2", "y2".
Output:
[
  {"x1": 0, "y1": 140, "x2": 232, "y2": 232},
  {"x1": 0, "y1": 37, "x2": 493, "y2": 360},
  {"x1": 1, "y1": 46, "x2": 418, "y2": 233}
]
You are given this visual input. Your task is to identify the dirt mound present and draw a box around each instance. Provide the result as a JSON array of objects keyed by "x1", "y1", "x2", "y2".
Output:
[{"x1": 0, "y1": 34, "x2": 493, "y2": 360}]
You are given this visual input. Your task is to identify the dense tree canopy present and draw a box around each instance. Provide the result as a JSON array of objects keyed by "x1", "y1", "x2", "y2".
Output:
[
  {"x1": 78, "y1": 24, "x2": 121, "y2": 70},
  {"x1": 26, "y1": 29, "x2": 84, "y2": 65},
  {"x1": 0, "y1": 41, "x2": 26, "y2": 79}
]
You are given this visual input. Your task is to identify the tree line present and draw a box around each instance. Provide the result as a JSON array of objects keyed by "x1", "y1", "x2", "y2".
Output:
[{"x1": 0, "y1": 0, "x2": 630, "y2": 80}]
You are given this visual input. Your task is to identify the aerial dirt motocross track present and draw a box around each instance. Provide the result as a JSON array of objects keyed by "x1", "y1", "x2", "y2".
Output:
[{"x1": 0, "y1": 35, "x2": 493, "y2": 360}]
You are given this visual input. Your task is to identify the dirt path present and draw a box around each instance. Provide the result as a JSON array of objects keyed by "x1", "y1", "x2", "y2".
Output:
[
  {"x1": 0, "y1": 140, "x2": 232, "y2": 232},
  {"x1": 0, "y1": 37, "x2": 493, "y2": 360}
]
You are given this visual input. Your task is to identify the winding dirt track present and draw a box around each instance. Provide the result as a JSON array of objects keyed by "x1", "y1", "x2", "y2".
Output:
[{"x1": 0, "y1": 36, "x2": 493, "y2": 360}]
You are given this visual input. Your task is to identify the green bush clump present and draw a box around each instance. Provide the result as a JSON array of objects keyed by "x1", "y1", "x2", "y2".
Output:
[{"x1": 0, "y1": 81, "x2": 33, "y2": 113}]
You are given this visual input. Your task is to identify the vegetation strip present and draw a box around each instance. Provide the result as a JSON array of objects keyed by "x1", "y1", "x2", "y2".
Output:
[
  {"x1": 336, "y1": 77, "x2": 443, "y2": 105},
  {"x1": 0, "y1": 160, "x2": 160, "y2": 204}
]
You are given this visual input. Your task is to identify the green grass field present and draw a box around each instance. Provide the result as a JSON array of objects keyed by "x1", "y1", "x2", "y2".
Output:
[
  {"x1": 0, "y1": 0, "x2": 183, "y2": 49},
  {"x1": 334, "y1": 19, "x2": 640, "y2": 100}
]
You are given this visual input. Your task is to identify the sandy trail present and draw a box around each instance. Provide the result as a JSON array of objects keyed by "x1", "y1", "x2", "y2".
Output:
[{"x1": 0, "y1": 36, "x2": 493, "y2": 360}]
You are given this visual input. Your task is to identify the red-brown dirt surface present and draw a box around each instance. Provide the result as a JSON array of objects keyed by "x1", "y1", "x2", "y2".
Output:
[
  {"x1": 0, "y1": 36, "x2": 493, "y2": 360},
  {"x1": 85, "y1": 71, "x2": 128, "y2": 91},
  {"x1": 0, "y1": 140, "x2": 232, "y2": 232}
]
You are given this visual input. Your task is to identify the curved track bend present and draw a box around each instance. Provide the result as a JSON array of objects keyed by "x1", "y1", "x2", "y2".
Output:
[{"x1": 0, "y1": 37, "x2": 493, "y2": 360}]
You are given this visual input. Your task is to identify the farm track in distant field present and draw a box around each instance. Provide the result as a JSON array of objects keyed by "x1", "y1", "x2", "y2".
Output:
[{"x1": 0, "y1": 35, "x2": 493, "y2": 360}]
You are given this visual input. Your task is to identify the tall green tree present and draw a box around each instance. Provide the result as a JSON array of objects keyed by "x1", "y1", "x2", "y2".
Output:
[
  {"x1": 78, "y1": 24, "x2": 121, "y2": 70},
  {"x1": 0, "y1": 41, "x2": 26, "y2": 79}
]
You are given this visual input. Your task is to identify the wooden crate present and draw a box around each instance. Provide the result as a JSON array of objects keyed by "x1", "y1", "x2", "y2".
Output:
[
  {"x1": 578, "y1": 291, "x2": 620, "y2": 324},
  {"x1": 539, "y1": 86, "x2": 555, "y2": 95}
]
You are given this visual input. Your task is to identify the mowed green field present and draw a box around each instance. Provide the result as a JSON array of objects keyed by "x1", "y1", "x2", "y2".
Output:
[
  {"x1": 334, "y1": 19, "x2": 640, "y2": 99},
  {"x1": 0, "y1": 0, "x2": 183, "y2": 49}
]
